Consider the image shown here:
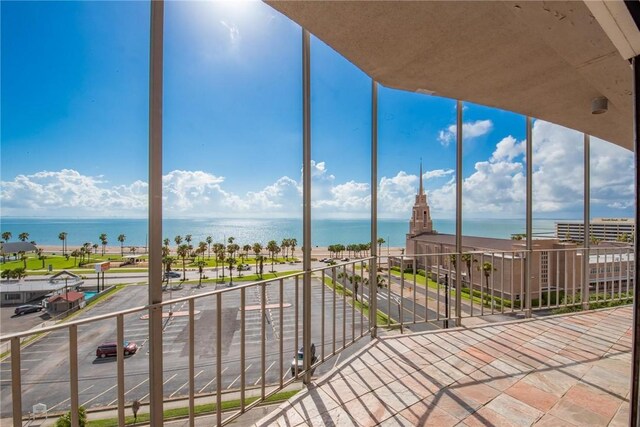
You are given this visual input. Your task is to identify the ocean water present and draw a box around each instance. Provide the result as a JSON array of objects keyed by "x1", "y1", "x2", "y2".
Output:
[{"x1": 0, "y1": 217, "x2": 560, "y2": 248}]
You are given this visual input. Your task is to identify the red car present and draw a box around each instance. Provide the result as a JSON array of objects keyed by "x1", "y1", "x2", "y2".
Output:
[{"x1": 96, "y1": 341, "x2": 138, "y2": 358}]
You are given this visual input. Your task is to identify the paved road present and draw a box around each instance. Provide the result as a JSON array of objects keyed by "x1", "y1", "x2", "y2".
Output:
[{"x1": 0, "y1": 273, "x2": 370, "y2": 417}]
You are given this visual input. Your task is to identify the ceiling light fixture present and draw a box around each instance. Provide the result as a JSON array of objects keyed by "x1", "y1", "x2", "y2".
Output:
[{"x1": 591, "y1": 96, "x2": 608, "y2": 114}]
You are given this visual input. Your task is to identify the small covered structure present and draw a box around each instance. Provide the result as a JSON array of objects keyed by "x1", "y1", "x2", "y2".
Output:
[{"x1": 46, "y1": 291, "x2": 85, "y2": 314}]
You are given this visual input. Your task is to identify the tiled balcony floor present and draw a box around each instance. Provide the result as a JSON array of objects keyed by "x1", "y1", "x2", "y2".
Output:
[{"x1": 255, "y1": 306, "x2": 632, "y2": 426}]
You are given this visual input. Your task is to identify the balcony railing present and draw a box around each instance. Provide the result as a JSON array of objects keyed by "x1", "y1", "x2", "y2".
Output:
[{"x1": 1, "y1": 246, "x2": 633, "y2": 425}]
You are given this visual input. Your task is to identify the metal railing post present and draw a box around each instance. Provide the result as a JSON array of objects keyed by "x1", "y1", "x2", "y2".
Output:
[
  {"x1": 583, "y1": 134, "x2": 591, "y2": 310},
  {"x1": 455, "y1": 100, "x2": 463, "y2": 326},
  {"x1": 525, "y1": 116, "x2": 533, "y2": 318},
  {"x1": 629, "y1": 55, "x2": 640, "y2": 427},
  {"x1": 302, "y1": 28, "x2": 312, "y2": 385},
  {"x1": 370, "y1": 80, "x2": 378, "y2": 338},
  {"x1": 148, "y1": 0, "x2": 164, "y2": 424},
  {"x1": 11, "y1": 337, "x2": 22, "y2": 427},
  {"x1": 69, "y1": 325, "x2": 79, "y2": 427}
]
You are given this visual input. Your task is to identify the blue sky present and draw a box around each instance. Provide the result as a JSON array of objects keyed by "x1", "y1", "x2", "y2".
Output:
[{"x1": 1, "y1": 1, "x2": 634, "y2": 220}]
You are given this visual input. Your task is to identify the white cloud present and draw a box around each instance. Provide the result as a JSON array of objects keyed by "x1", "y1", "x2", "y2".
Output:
[
  {"x1": 1, "y1": 135, "x2": 632, "y2": 221},
  {"x1": 220, "y1": 20, "x2": 240, "y2": 44},
  {"x1": 437, "y1": 119, "x2": 493, "y2": 146}
]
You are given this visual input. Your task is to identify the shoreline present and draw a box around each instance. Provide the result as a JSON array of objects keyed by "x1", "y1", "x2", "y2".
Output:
[{"x1": 35, "y1": 244, "x2": 406, "y2": 258}]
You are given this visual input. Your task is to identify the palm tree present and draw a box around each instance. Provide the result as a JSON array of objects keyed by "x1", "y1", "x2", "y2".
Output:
[
  {"x1": 93, "y1": 243, "x2": 99, "y2": 259},
  {"x1": 2, "y1": 232, "x2": 12, "y2": 242},
  {"x1": 185, "y1": 234, "x2": 192, "y2": 249},
  {"x1": 216, "y1": 249, "x2": 226, "y2": 280},
  {"x1": 198, "y1": 241, "x2": 207, "y2": 261},
  {"x1": 163, "y1": 237, "x2": 170, "y2": 249},
  {"x1": 377, "y1": 237, "x2": 385, "y2": 255},
  {"x1": 242, "y1": 244, "x2": 251, "y2": 262},
  {"x1": 206, "y1": 236, "x2": 213, "y2": 259},
  {"x1": 253, "y1": 243, "x2": 263, "y2": 273},
  {"x1": 227, "y1": 257, "x2": 236, "y2": 286},
  {"x1": 58, "y1": 231, "x2": 67, "y2": 256},
  {"x1": 290, "y1": 238, "x2": 297, "y2": 260},
  {"x1": 475, "y1": 260, "x2": 496, "y2": 303},
  {"x1": 19, "y1": 251, "x2": 27, "y2": 268},
  {"x1": 71, "y1": 249, "x2": 80, "y2": 266},
  {"x1": 18, "y1": 232, "x2": 29, "y2": 242},
  {"x1": 267, "y1": 240, "x2": 278, "y2": 272},
  {"x1": 281, "y1": 239, "x2": 290, "y2": 260},
  {"x1": 99, "y1": 233, "x2": 108, "y2": 255},
  {"x1": 177, "y1": 244, "x2": 190, "y2": 281},
  {"x1": 118, "y1": 234, "x2": 126, "y2": 257},
  {"x1": 83, "y1": 242, "x2": 92, "y2": 263},
  {"x1": 174, "y1": 235, "x2": 182, "y2": 248},
  {"x1": 196, "y1": 260, "x2": 206, "y2": 288}
]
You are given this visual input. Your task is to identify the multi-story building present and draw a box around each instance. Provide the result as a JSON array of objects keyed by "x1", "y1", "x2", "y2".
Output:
[
  {"x1": 403, "y1": 170, "x2": 633, "y2": 303},
  {"x1": 556, "y1": 218, "x2": 635, "y2": 242}
]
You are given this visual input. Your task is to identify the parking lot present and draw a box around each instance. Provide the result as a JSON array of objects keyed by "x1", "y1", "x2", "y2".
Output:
[{"x1": 0, "y1": 276, "x2": 369, "y2": 417}]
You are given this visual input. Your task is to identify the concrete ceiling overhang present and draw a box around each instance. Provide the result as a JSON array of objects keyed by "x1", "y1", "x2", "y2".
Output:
[{"x1": 266, "y1": 1, "x2": 634, "y2": 150}]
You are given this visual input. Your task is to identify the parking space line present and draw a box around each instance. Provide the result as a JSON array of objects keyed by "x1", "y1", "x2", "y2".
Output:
[
  {"x1": 108, "y1": 378, "x2": 149, "y2": 406},
  {"x1": 198, "y1": 367, "x2": 228, "y2": 394},
  {"x1": 81, "y1": 383, "x2": 117, "y2": 406},
  {"x1": 254, "y1": 361, "x2": 276, "y2": 386},
  {"x1": 49, "y1": 385, "x2": 95, "y2": 411},
  {"x1": 139, "y1": 373, "x2": 177, "y2": 402},
  {"x1": 170, "y1": 370, "x2": 204, "y2": 398},
  {"x1": 226, "y1": 364, "x2": 252, "y2": 390}
]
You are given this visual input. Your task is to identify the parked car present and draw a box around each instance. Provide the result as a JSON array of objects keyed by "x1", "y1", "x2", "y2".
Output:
[
  {"x1": 96, "y1": 341, "x2": 138, "y2": 358},
  {"x1": 237, "y1": 264, "x2": 251, "y2": 271},
  {"x1": 164, "y1": 271, "x2": 181, "y2": 279},
  {"x1": 14, "y1": 304, "x2": 43, "y2": 316},
  {"x1": 291, "y1": 343, "x2": 317, "y2": 377}
]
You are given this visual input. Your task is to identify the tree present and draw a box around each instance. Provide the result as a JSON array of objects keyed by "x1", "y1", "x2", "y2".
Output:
[
  {"x1": 196, "y1": 260, "x2": 206, "y2": 288},
  {"x1": 377, "y1": 237, "x2": 385, "y2": 255},
  {"x1": 19, "y1": 251, "x2": 27, "y2": 268},
  {"x1": 83, "y1": 243, "x2": 92, "y2": 263},
  {"x1": 206, "y1": 236, "x2": 213, "y2": 259},
  {"x1": 54, "y1": 406, "x2": 87, "y2": 427},
  {"x1": 290, "y1": 238, "x2": 297, "y2": 260},
  {"x1": 99, "y1": 233, "x2": 108, "y2": 255},
  {"x1": 281, "y1": 238, "x2": 290, "y2": 260},
  {"x1": 227, "y1": 257, "x2": 236, "y2": 286},
  {"x1": 118, "y1": 234, "x2": 126, "y2": 257},
  {"x1": 18, "y1": 232, "x2": 29, "y2": 242},
  {"x1": 71, "y1": 249, "x2": 80, "y2": 266},
  {"x1": 253, "y1": 243, "x2": 263, "y2": 274},
  {"x1": 216, "y1": 248, "x2": 226, "y2": 280},
  {"x1": 93, "y1": 243, "x2": 99, "y2": 258},
  {"x1": 39, "y1": 251, "x2": 47, "y2": 269},
  {"x1": 198, "y1": 241, "x2": 207, "y2": 261},
  {"x1": 177, "y1": 244, "x2": 190, "y2": 281},
  {"x1": 267, "y1": 240, "x2": 279, "y2": 272},
  {"x1": 185, "y1": 234, "x2": 192, "y2": 248},
  {"x1": 2, "y1": 231, "x2": 12, "y2": 242},
  {"x1": 58, "y1": 232, "x2": 68, "y2": 256},
  {"x1": 242, "y1": 244, "x2": 251, "y2": 262},
  {"x1": 130, "y1": 246, "x2": 137, "y2": 255},
  {"x1": 475, "y1": 261, "x2": 496, "y2": 303},
  {"x1": 174, "y1": 235, "x2": 182, "y2": 248},
  {"x1": 163, "y1": 256, "x2": 174, "y2": 275}
]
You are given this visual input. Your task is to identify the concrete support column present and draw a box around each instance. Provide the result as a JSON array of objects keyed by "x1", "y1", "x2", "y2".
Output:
[
  {"x1": 302, "y1": 28, "x2": 312, "y2": 385},
  {"x1": 629, "y1": 55, "x2": 640, "y2": 427},
  {"x1": 148, "y1": 1, "x2": 164, "y2": 423},
  {"x1": 370, "y1": 80, "x2": 378, "y2": 338}
]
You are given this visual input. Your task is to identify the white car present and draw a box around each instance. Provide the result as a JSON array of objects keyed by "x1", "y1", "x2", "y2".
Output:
[{"x1": 291, "y1": 343, "x2": 317, "y2": 377}]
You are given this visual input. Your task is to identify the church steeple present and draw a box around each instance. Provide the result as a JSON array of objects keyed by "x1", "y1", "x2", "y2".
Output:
[
  {"x1": 409, "y1": 161, "x2": 435, "y2": 236},
  {"x1": 419, "y1": 159, "x2": 424, "y2": 196}
]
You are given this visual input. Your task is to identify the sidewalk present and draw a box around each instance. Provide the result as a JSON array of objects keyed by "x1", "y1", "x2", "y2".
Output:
[{"x1": 12, "y1": 383, "x2": 303, "y2": 427}]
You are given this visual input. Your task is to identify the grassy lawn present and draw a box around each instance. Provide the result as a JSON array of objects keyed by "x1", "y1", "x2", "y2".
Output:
[
  {"x1": 84, "y1": 390, "x2": 300, "y2": 426},
  {"x1": 180, "y1": 270, "x2": 302, "y2": 285},
  {"x1": 1, "y1": 253, "x2": 135, "y2": 272},
  {"x1": 320, "y1": 275, "x2": 390, "y2": 326}
]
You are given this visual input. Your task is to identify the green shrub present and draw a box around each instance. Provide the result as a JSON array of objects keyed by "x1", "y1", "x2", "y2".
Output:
[
  {"x1": 55, "y1": 406, "x2": 87, "y2": 427},
  {"x1": 416, "y1": 269, "x2": 426, "y2": 277}
]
